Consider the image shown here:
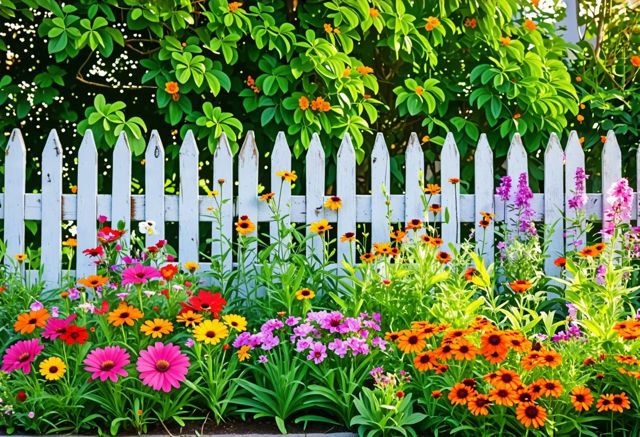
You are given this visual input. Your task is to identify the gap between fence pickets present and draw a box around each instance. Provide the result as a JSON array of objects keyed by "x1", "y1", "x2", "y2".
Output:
[{"x1": 1, "y1": 128, "x2": 632, "y2": 279}]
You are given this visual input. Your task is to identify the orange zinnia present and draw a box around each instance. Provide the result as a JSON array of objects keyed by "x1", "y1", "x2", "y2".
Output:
[
  {"x1": 510, "y1": 279, "x2": 531, "y2": 293},
  {"x1": 78, "y1": 275, "x2": 108, "y2": 289},
  {"x1": 424, "y1": 184, "x2": 440, "y2": 195},
  {"x1": 14, "y1": 309, "x2": 49, "y2": 334},
  {"x1": 107, "y1": 303, "x2": 144, "y2": 327},
  {"x1": 516, "y1": 402, "x2": 547, "y2": 428},
  {"x1": 570, "y1": 387, "x2": 593, "y2": 412},
  {"x1": 397, "y1": 331, "x2": 427, "y2": 354}
]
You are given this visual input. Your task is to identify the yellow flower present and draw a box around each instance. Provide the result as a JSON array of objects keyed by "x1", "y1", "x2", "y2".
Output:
[
  {"x1": 357, "y1": 66, "x2": 374, "y2": 75},
  {"x1": 15, "y1": 254, "x2": 27, "y2": 263},
  {"x1": 260, "y1": 192, "x2": 275, "y2": 201},
  {"x1": 193, "y1": 319, "x2": 229, "y2": 345},
  {"x1": 295, "y1": 288, "x2": 315, "y2": 300},
  {"x1": 276, "y1": 170, "x2": 298, "y2": 182},
  {"x1": 425, "y1": 16, "x2": 440, "y2": 31},
  {"x1": 415, "y1": 86, "x2": 424, "y2": 96},
  {"x1": 184, "y1": 261, "x2": 200, "y2": 272},
  {"x1": 228, "y1": 1, "x2": 243, "y2": 12},
  {"x1": 62, "y1": 238, "x2": 77, "y2": 247},
  {"x1": 324, "y1": 196, "x2": 342, "y2": 210},
  {"x1": 310, "y1": 219, "x2": 333, "y2": 234},
  {"x1": 369, "y1": 8, "x2": 379, "y2": 17},
  {"x1": 140, "y1": 319, "x2": 174, "y2": 338},
  {"x1": 39, "y1": 356, "x2": 66, "y2": 381},
  {"x1": 222, "y1": 314, "x2": 247, "y2": 332},
  {"x1": 176, "y1": 310, "x2": 203, "y2": 327},
  {"x1": 235, "y1": 215, "x2": 256, "y2": 235},
  {"x1": 500, "y1": 36, "x2": 511, "y2": 46},
  {"x1": 237, "y1": 345, "x2": 251, "y2": 362}
]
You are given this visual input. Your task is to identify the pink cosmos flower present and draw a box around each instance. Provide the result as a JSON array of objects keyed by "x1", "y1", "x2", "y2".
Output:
[
  {"x1": 136, "y1": 342, "x2": 190, "y2": 392},
  {"x1": 121, "y1": 264, "x2": 162, "y2": 285},
  {"x1": 307, "y1": 341, "x2": 327, "y2": 364},
  {"x1": 84, "y1": 346, "x2": 130, "y2": 382},
  {"x1": 1, "y1": 339, "x2": 44, "y2": 374},
  {"x1": 42, "y1": 314, "x2": 77, "y2": 340}
]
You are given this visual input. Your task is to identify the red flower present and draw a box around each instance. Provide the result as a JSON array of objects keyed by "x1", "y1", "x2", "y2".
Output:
[
  {"x1": 180, "y1": 290, "x2": 227, "y2": 316},
  {"x1": 160, "y1": 264, "x2": 178, "y2": 281},
  {"x1": 94, "y1": 301, "x2": 110, "y2": 315},
  {"x1": 554, "y1": 257, "x2": 566, "y2": 268},
  {"x1": 82, "y1": 246, "x2": 104, "y2": 258},
  {"x1": 97, "y1": 226, "x2": 126, "y2": 244},
  {"x1": 16, "y1": 391, "x2": 27, "y2": 402},
  {"x1": 60, "y1": 325, "x2": 89, "y2": 345}
]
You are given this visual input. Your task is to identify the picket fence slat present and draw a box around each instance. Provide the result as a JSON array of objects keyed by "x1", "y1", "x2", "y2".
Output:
[
  {"x1": 565, "y1": 130, "x2": 585, "y2": 253},
  {"x1": 306, "y1": 133, "x2": 325, "y2": 264},
  {"x1": 41, "y1": 129, "x2": 63, "y2": 286},
  {"x1": 474, "y1": 134, "x2": 494, "y2": 266},
  {"x1": 112, "y1": 132, "x2": 131, "y2": 245},
  {"x1": 76, "y1": 130, "x2": 98, "y2": 278},
  {"x1": 441, "y1": 132, "x2": 460, "y2": 248},
  {"x1": 212, "y1": 133, "x2": 234, "y2": 273},
  {"x1": 3, "y1": 128, "x2": 636, "y2": 283},
  {"x1": 371, "y1": 133, "x2": 390, "y2": 246},
  {"x1": 144, "y1": 130, "x2": 165, "y2": 247},
  {"x1": 404, "y1": 133, "x2": 424, "y2": 240},
  {"x1": 178, "y1": 131, "x2": 199, "y2": 263},
  {"x1": 544, "y1": 133, "x2": 564, "y2": 276},
  {"x1": 336, "y1": 134, "x2": 356, "y2": 266}
]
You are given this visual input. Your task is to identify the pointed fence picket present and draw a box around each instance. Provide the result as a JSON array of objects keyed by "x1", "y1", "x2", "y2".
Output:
[
  {"x1": 565, "y1": 131, "x2": 586, "y2": 253},
  {"x1": 270, "y1": 132, "x2": 292, "y2": 260},
  {"x1": 1, "y1": 128, "x2": 634, "y2": 286}
]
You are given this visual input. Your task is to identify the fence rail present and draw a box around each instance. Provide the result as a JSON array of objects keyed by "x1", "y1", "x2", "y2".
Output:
[{"x1": 0, "y1": 128, "x2": 633, "y2": 288}]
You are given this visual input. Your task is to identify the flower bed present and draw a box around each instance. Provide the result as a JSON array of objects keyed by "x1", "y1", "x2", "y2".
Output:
[{"x1": 1, "y1": 172, "x2": 639, "y2": 436}]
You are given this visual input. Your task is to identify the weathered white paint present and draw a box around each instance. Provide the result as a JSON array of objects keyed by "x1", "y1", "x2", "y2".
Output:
[
  {"x1": 544, "y1": 133, "x2": 564, "y2": 276},
  {"x1": 212, "y1": 133, "x2": 234, "y2": 273},
  {"x1": 474, "y1": 134, "x2": 494, "y2": 267},
  {"x1": 305, "y1": 133, "x2": 325, "y2": 264},
  {"x1": 76, "y1": 130, "x2": 98, "y2": 278},
  {"x1": 336, "y1": 134, "x2": 356, "y2": 266},
  {"x1": 371, "y1": 133, "x2": 390, "y2": 245},
  {"x1": 111, "y1": 132, "x2": 132, "y2": 245},
  {"x1": 441, "y1": 132, "x2": 460, "y2": 248},
  {"x1": 4, "y1": 129, "x2": 26, "y2": 267},
  {"x1": 404, "y1": 133, "x2": 424, "y2": 240},
  {"x1": 41, "y1": 129, "x2": 63, "y2": 286},
  {"x1": 144, "y1": 130, "x2": 166, "y2": 247},
  {"x1": 178, "y1": 131, "x2": 199, "y2": 263}
]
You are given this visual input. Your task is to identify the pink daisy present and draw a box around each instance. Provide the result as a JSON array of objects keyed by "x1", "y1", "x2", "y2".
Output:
[
  {"x1": 136, "y1": 342, "x2": 189, "y2": 392},
  {"x1": 42, "y1": 314, "x2": 77, "y2": 340},
  {"x1": 84, "y1": 346, "x2": 130, "y2": 382},
  {"x1": 1, "y1": 339, "x2": 44, "y2": 374},
  {"x1": 121, "y1": 264, "x2": 162, "y2": 285}
]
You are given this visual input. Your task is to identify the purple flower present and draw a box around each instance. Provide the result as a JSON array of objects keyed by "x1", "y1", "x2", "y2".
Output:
[
  {"x1": 497, "y1": 241, "x2": 506, "y2": 251},
  {"x1": 567, "y1": 167, "x2": 588, "y2": 210},
  {"x1": 185, "y1": 338, "x2": 194, "y2": 348},
  {"x1": 596, "y1": 264, "x2": 607, "y2": 285},
  {"x1": 295, "y1": 337, "x2": 314, "y2": 352},
  {"x1": 292, "y1": 323, "x2": 315, "y2": 339},
  {"x1": 51, "y1": 306, "x2": 59, "y2": 318},
  {"x1": 30, "y1": 301, "x2": 44, "y2": 311},
  {"x1": 566, "y1": 303, "x2": 577, "y2": 320},
  {"x1": 233, "y1": 332, "x2": 252, "y2": 348},
  {"x1": 532, "y1": 333, "x2": 548, "y2": 342},
  {"x1": 261, "y1": 319, "x2": 284, "y2": 334},
  {"x1": 496, "y1": 175, "x2": 512, "y2": 202},
  {"x1": 328, "y1": 339, "x2": 348, "y2": 357},
  {"x1": 319, "y1": 311, "x2": 344, "y2": 333},
  {"x1": 370, "y1": 366, "x2": 384, "y2": 377},
  {"x1": 258, "y1": 355, "x2": 268, "y2": 364},
  {"x1": 116, "y1": 292, "x2": 129, "y2": 301},
  {"x1": 307, "y1": 342, "x2": 327, "y2": 364},
  {"x1": 514, "y1": 172, "x2": 536, "y2": 236},
  {"x1": 603, "y1": 178, "x2": 633, "y2": 237},
  {"x1": 260, "y1": 334, "x2": 280, "y2": 351},
  {"x1": 372, "y1": 336, "x2": 387, "y2": 351},
  {"x1": 68, "y1": 288, "x2": 81, "y2": 300},
  {"x1": 285, "y1": 316, "x2": 301, "y2": 326}
]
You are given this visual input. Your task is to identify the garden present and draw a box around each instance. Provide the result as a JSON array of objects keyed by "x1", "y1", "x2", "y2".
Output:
[{"x1": 1, "y1": 0, "x2": 640, "y2": 436}]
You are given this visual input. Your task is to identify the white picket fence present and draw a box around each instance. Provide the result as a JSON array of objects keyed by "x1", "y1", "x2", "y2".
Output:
[{"x1": 0, "y1": 128, "x2": 633, "y2": 288}]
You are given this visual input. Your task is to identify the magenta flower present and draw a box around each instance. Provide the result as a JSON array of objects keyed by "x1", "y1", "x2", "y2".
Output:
[
  {"x1": 121, "y1": 264, "x2": 162, "y2": 285},
  {"x1": 136, "y1": 342, "x2": 190, "y2": 392},
  {"x1": 567, "y1": 167, "x2": 588, "y2": 210},
  {"x1": 84, "y1": 346, "x2": 130, "y2": 382},
  {"x1": 603, "y1": 178, "x2": 633, "y2": 237},
  {"x1": 307, "y1": 341, "x2": 327, "y2": 364},
  {"x1": 42, "y1": 314, "x2": 77, "y2": 340},
  {"x1": 496, "y1": 175, "x2": 512, "y2": 202},
  {"x1": 1, "y1": 339, "x2": 44, "y2": 374}
]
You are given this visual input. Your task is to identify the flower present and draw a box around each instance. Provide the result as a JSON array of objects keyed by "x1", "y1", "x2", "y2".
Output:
[
  {"x1": 97, "y1": 226, "x2": 126, "y2": 243},
  {"x1": 222, "y1": 314, "x2": 247, "y2": 332},
  {"x1": 136, "y1": 342, "x2": 190, "y2": 392},
  {"x1": 63, "y1": 237, "x2": 77, "y2": 247},
  {"x1": 141, "y1": 319, "x2": 174, "y2": 338},
  {"x1": 356, "y1": 66, "x2": 373, "y2": 75},
  {"x1": 489, "y1": 387, "x2": 518, "y2": 406},
  {"x1": 84, "y1": 346, "x2": 130, "y2": 382},
  {"x1": 509, "y1": 279, "x2": 531, "y2": 293},
  {"x1": 181, "y1": 290, "x2": 227, "y2": 316},
  {"x1": 193, "y1": 319, "x2": 229, "y2": 345},
  {"x1": 310, "y1": 219, "x2": 332, "y2": 234},
  {"x1": 516, "y1": 403, "x2": 547, "y2": 428},
  {"x1": 369, "y1": 7, "x2": 379, "y2": 17},
  {"x1": 16, "y1": 391, "x2": 27, "y2": 402},
  {"x1": 436, "y1": 251, "x2": 452, "y2": 264},
  {"x1": 415, "y1": 86, "x2": 424, "y2": 95},
  {"x1": 42, "y1": 314, "x2": 77, "y2": 340},
  {"x1": 176, "y1": 311, "x2": 203, "y2": 327},
  {"x1": 524, "y1": 19, "x2": 536, "y2": 31},
  {"x1": 121, "y1": 264, "x2": 162, "y2": 285},
  {"x1": 107, "y1": 303, "x2": 144, "y2": 327},
  {"x1": 390, "y1": 229, "x2": 407, "y2": 242},
  {"x1": 228, "y1": 1, "x2": 242, "y2": 12},
  {"x1": 260, "y1": 192, "x2": 275, "y2": 201},
  {"x1": 397, "y1": 331, "x2": 426, "y2": 354},
  {"x1": 631, "y1": 55, "x2": 640, "y2": 67},
  {"x1": 610, "y1": 392, "x2": 631, "y2": 412},
  {"x1": 60, "y1": 325, "x2": 89, "y2": 345},
  {"x1": 428, "y1": 204, "x2": 442, "y2": 214},
  {"x1": 448, "y1": 383, "x2": 474, "y2": 405},
  {"x1": 424, "y1": 16, "x2": 440, "y2": 31},
  {"x1": 554, "y1": 257, "x2": 566, "y2": 267},
  {"x1": 15, "y1": 253, "x2": 27, "y2": 263},
  {"x1": 237, "y1": 345, "x2": 251, "y2": 361},
  {"x1": 539, "y1": 379, "x2": 563, "y2": 398},
  {"x1": 39, "y1": 357, "x2": 66, "y2": 381},
  {"x1": 570, "y1": 387, "x2": 593, "y2": 412},
  {"x1": 1, "y1": 339, "x2": 44, "y2": 374},
  {"x1": 295, "y1": 288, "x2": 315, "y2": 300},
  {"x1": 83, "y1": 246, "x2": 104, "y2": 257},
  {"x1": 448, "y1": 178, "x2": 460, "y2": 184},
  {"x1": 276, "y1": 170, "x2": 298, "y2": 182},
  {"x1": 568, "y1": 167, "x2": 588, "y2": 209},
  {"x1": 496, "y1": 176, "x2": 512, "y2": 201},
  {"x1": 165, "y1": 82, "x2": 179, "y2": 94},
  {"x1": 360, "y1": 252, "x2": 376, "y2": 263},
  {"x1": 464, "y1": 17, "x2": 477, "y2": 28},
  {"x1": 596, "y1": 394, "x2": 614, "y2": 412},
  {"x1": 235, "y1": 215, "x2": 256, "y2": 235},
  {"x1": 500, "y1": 36, "x2": 511, "y2": 46},
  {"x1": 307, "y1": 342, "x2": 327, "y2": 364},
  {"x1": 468, "y1": 394, "x2": 491, "y2": 416},
  {"x1": 311, "y1": 97, "x2": 331, "y2": 112},
  {"x1": 184, "y1": 261, "x2": 199, "y2": 272},
  {"x1": 160, "y1": 264, "x2": 178, "y2": 280},
  {"x1": 406, "y1": 218, "x2": 423, "y2": 231},
  {"x1": 341, "y1": 232, "x2": 356, "y2": 242},
  {"x1": 324, "y1": 196, "x2": 342, "y2": 210},
  {"x1": 324, "y1": 23, "x2": 333, "y2": 33},
  {"x1": 603, "y1": 178, "x2": 633, "y2": 237},
  {"x1": 78, "y1": 275, "x2": 108, "y2": 289},
  {"x1": 14, "y1": 308, "x2": 49, "y2": 334},
  {"x1": 258, "y1": 355, "x2": 268, "y2": 364},
  {"x1": 414, "y1": 351, "x2": 438, "y2": 371},
  {"x1": 298, "y1": 96, "x2": 309, "y2": 110},
  {"x1": 425, "y1": 184, "x2": 440, "y2": 195}
]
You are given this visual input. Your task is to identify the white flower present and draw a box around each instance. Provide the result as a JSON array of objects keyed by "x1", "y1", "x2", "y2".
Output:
[
  {"x1": 138, "y1": 220, "x2": 156, "y2": 236},
  {"x1": 68, "y1": 225, "x2": 77, "y2": 236}
]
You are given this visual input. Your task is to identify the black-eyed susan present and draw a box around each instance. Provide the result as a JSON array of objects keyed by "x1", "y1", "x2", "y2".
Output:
[
  {"x1": 310, "y1": 218, "x2": 332, "y2": 234},
  {"x1": 424, "y1": 184, "x2": 440, "y2": 195},
  {"x1": 15, "y1": 253, "x2": 28, "y2": 263},
  {"x1": 452, "y1": 340, "x2": 477, "y2": 361},
  {"x1": 489, "y1": 387, "x2": 518, "y2": 406},
  {"x1": 140, "y1": 319, "x2": 174, "y2": 338},
  {"x1": 276, "y1": 170, "x2": 297, "y2": 182},
  {"x1": 193, "y1": 319, "x2": 229, "y2": 345},
  {"x1": 176, "y1": 310, "x2": 203, "y2": 327},
  {"x1": 324, "y1": 196, "x2": 342, "y2": 210},
  {"x1": 570, "y1": 386, "x2": 593, "y2": 412},
  {"x1": 578, "y1": 245, "x2": 598, "y2": 257},
  {"x1": 295, "y1": 288, "x2": 315, "y2": 300},
  {"x1": 236, "y1": 215, "x2": 256, "y2": 235},
  {"x1": 448, "y1": 383, "x2": 474, "y2": 405},
  {"x1": 259, "y1": 192, "x2": 275, "y2": 201},
  {"x1": 373, "y1": 242, "x2": 393, "y2": 255},
  {"x1": 107, "y1": 303, "x2": 144, "y2": 327},
  {"x1": 596, "y1": 394, "x2": 614, "y2": 412},
  {"x1": 360, "y1": 252, "x2": 376, "y2": 263},
  {"x1": 516, "y1": 402, "x2": 547, "y2": 428},
  {"x1": 406, "y1": 218, "x2": 423, "y2": 231},
  {"x1": 464, "y1": 267, "x2": 477, "y2": 281},
  {"x1": 428, "y1": 204, "x2": 442, "y2": 214},
  {"x1": 184, "y1": 261, "x2": 200, "y2": 272},
  {"x1": 390, "y1": 229, "x2": 407, "y2": 242},
  {"x1": 539, "y1": 379, "x2": 563, "y2": 398},
  {"x1": 436, "y1": 251, "x2": 452, "y2": 264},
  {"x1": 341, "y1": 232, "x2": 356, "y2": 242},
  {"x1": 538, "y1": 349, "x2": 562, "y2": 368},
  {"x1": 39, "y1": 356, "x2": 66, "y2": 381},
  {"x1": 413, "y1": 351, "x2": 438, "y2": 371},
  {"x1": 430, "y1": 237, "x2": 444, "y2": 247},
  {"x1": 468, "y1": 394, "x2": 491, "y2": 416},
  {"x1": 493, "y1": 369, "x2": 521, "y2": 390},
  {"x1": 397, "y1": 331, "x2": 426, "y2": 354},
  {"x1": 223, "y1": 314, "x2": 247, "y2": 332},
  {"x1": 610, "y1": 392, "x2": 631, "y2": 412}
]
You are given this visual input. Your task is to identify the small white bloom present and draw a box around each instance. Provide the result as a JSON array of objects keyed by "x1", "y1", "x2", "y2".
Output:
[{"x1": 138, "y1": 220, "x2": 156, "y2": 236}]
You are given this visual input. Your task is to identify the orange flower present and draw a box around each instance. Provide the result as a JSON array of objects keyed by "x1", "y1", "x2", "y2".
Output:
[
  {"x1": 260, "y1": 192, "x2": 275, "y2": 201},
  {"x1": 235, "y1": 215, "x2": 256, "y2": 235},
  {"x1": 107, "y1": 303, "x2": 144, "y2": 327},
  {"x1": 448, "y1": 383, "x2": 474, "y2": 405},
  {"x1": 425, "y1": 184, "x2": 440, "y2": 195},
  {"x1": 390, "y1": 229, "x2": 407, "y2": 242},
  {"x1": 479, "y1": 218, "x2": 491, "y2": 228},
  {"x1": 323, "y1": 23, "x2": 333, "y2": 33},
  {"x1": 610, "y1": 392, "x2": 631, "y2": 412},
  {"x1": 369, "y1": 8, "x2": 379, "y2": 17},
  {"x1": 406, "y1": 218, "x2": 423, "y2": 231},
  {"x1": 509, "y1": 279, "x2": 531, "y2": 293},
  {"x1": 468, "y1": 394, "x2": 491, "y2": 416},
  {"x1": 554, "y1": 256, "x2": 566, "y2": 267},
  {"x1": 160, "y1": 264, "x2": 178, "y2": 280},
  {"x1": 298, "y1": 96, "x2": 310, "y2": 110},
  {"x1": 342, "y1": 67, "x2": 351, "y2": 77},
  {"x1": 539, "y1": 379, "x2": 563, "y2": 398},
  {"x1": 578, "y1": 245, "x2": 598, "y2": 257},
  {"x1": 431, "y1": 390, "x2": 442, "y2": 398},
  {"x1": 596, "y1": 394, "x2": 614, "y2": 412},
  {"x1": 448, "y1": 177, "x2": 460, "y2": 184},
  {"x1": 424, "y1": 16, "x2": 440, "y2": 31},
  {"x1": 452, "y1": 340, "x2": 477, "y2": 361},
  {"x1": 228, "y1": 2, "x2": 243, "y2": 12},
  {"x1": 78, "y1": 275, "x2": 108, "y2": 289},
  {"x1": 430, "y1": 237, "x2": 443, "y2": 247},
  {"x1": 360, "y1": 252, "x2": 376, "y2": 263},
  {"x1": 464, "y1": 267, "x2": 477, "y2": 281},
  {"x1": 14, "y1": 309, "x2": 49, "y2": 334},
  {"x1": 165, "y1": 81, "x2": 179, "y2": 95},
  {"x1": 631, "y1": 55, "x2": 640, "y2": 68},
  {"x1": 524, "y1": 19, "x2": 536, "y2": 31},
  {"x1": 480, "y1": 331, "x2": 508, "y2": 356},
  {"x1": 415, "y1": 86, "x2": 424, "y2": 96},
  {"x1": 538, "y1": 349, "x2": 562, "y2": 368},
  {"x1": 310, "y1": 219, "x2": 332, "y2": 234},
  {"x1": 428, "y1": 203, "x2": 442, "y2": 214},
  {"x1": 489, "y1": 387, "x2": 518, "y2": 406},
  {"x1": 414, "y1": 351, "x2": 438, "y2": 371},
  {"x1": 436, "y1": 251, "x2": 452, "y2": 264},
  {"x1": 311, "y1": 96, "x2": 331, "y2": 112},
  {"x1": 492, "y1": 369, "x2": 521, "y2": 390},
  {"x1": 500, "y1": 36, "x2": 511, "y2": 46},
  {"x1": 324, "y1": 196, "x2": 342, "y2": 210},
  {"x1": 577, "y1": 114, "x2": 585, "y2": 123},
  {"x1": 516, "y1": 403, "x2": 547, "y2": 428},
  {"x1": 341, "y1": 232, "x2": 356, "y2": 242},
  {"x1": 356, "y1": 66, "x2": 374, "y2": 75},
  {"x1": 570, "y1": 387, "x2": 593, "y2": 412},
  {"x1": 464, "y1": 17, "x2": 477, "y2": 29},
  {"x1": 397, "y1": 331, "x2": 426, "y2": 354}
]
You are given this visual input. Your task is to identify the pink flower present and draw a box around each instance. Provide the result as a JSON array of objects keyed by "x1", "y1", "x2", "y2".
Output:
[
  {"x1": 121, "y1": 264, "x2": 162, "y2": 285},
  {"x1": 136, "y1": 342, "x2": 190, "y2": 392},
  {"x1": 307, "y1": 341, "x2": 327, "y2": 364},
  {"x1": 84, "y1": 346, "x2": 130, "y2": 382},
  {"x1": 1, "y1": 339, "x2": 44, "y2": 374},
  {"x1": 603, "y1": 178, "x2": 633, "y2": 237},
  {"x1": 42, "y1": 314, "x2": 77, "y2": 340}
]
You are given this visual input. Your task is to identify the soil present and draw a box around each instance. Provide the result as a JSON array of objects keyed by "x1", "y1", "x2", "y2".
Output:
[{"x1": 148, "y1": 418, "x2": 351, "y2": 435}]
